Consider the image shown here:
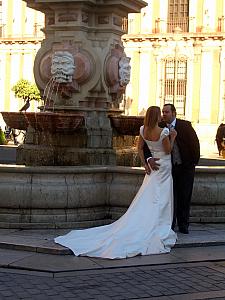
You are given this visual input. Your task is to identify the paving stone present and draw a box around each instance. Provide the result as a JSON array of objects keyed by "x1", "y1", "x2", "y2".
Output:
[
  {"x1": 0, "y1": 248, "x2": 224, "y2": 299},
  {"x1": 0, "y1": 290, "x2": 15, "y2": 296}
]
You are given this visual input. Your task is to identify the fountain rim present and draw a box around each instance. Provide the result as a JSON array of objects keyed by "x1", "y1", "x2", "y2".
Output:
[{"x1": 0, "y1": 164, "x2": 224, "y2": 174}]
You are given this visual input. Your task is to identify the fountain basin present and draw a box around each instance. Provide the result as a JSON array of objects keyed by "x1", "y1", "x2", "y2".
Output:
[
  {"x1": 109, "y1": 115, "x2": 144, "y2": 136},
  {"x1": 1, "y1": 112, "x2": 29, "y2": 130},
  {"x1": 1, "y1": 112, "x2": 84, "y2": 133},
  {"x1": 0, "y1": 165, "x2": 224, "y2": 229}
]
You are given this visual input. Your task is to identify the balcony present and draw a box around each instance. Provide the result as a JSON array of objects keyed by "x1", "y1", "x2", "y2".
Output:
[
  {"x1": 167, "y1": 17, "x2": 189, "y2": 33},
  {"x1": 155, "y1": 17, "x2": 190, "y2": 33}
]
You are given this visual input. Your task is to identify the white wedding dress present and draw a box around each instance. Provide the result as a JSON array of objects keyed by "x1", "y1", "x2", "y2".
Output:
[{"x1": 55, "y1": 127, "x2": 177, "y2": 259}]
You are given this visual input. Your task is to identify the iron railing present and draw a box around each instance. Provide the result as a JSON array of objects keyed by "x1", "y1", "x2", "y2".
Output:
[
  {"x1": 167, "y1": 16, "x2": 189, "y2": 32},
  {"x1": 0, "y1": 23, "x2": 44, "y2": 39},
  {"x1": 218, "y1": 17, "x2": 225, "y2": 32}
]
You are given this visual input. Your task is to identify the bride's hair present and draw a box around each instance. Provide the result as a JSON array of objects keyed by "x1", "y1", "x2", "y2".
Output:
[{"x1": 144, "y1": 106, "x2": 161, "y2": 128}]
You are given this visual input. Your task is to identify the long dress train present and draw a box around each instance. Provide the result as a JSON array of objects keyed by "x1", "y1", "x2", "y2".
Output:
[{"x1": 55, "y1": 127, "x2": 177, "y2": 259}]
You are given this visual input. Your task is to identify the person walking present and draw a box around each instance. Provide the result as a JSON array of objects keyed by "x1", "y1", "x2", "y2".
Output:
[{"x1": 145, "y1": 104, "x2": 200, "y2": 234}]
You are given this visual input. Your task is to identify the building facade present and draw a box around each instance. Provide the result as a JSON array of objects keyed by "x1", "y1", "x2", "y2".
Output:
[
  {"x1": 123, "y1": 0, "x2": 225, "y2": 154},
  {"x1": 0, "y1": 0, "x2": 44, "y2": 127},
  {"x1": 0, "y1": 0, "x2": 224, "y2": 154}
]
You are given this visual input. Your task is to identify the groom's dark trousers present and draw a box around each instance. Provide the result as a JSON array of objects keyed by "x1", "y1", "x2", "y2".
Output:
[{"x1": 143, "y1": 119, "x2": 200, "y2": 230}]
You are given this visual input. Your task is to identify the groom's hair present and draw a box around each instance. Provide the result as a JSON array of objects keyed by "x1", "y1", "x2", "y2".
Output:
[{"x1": 164, "y1": 103, "x2": 176, "y2": 115}]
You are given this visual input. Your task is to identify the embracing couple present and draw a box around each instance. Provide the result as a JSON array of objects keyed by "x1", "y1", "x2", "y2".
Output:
[
  {"x1": 55, "y1": 104, "x2": 200, "y2": 259},
  {"x1": 141, "y1": 104, "x2": 200, "y2": 235}
]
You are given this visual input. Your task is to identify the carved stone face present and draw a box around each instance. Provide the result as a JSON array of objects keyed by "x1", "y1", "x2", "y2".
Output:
[
  {"x1": 51, "y1": 51, "x2": 75, "y2": 83},
  {"x1": 118, "y1": 56, "x2": 131, "y2": 87}
]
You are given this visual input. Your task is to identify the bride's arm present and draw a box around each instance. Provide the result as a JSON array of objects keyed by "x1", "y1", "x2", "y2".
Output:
[
  {"x1": 162, "y1": 129, "x2": 177, "y2": 154},
  {"x1": 137, "y1": 135, "x2": 151, "y2": 174}
]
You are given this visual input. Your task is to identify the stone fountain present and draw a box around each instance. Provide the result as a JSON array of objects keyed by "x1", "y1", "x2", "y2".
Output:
[
  {"x1": 0, "y1": 0, "x2": 149, "y2": 228},
  {"x1": 2, "y1": 0, "x2": 146, "y2": 167},
  {"x1": 0, "y1": 0, "x2": 225, "y2": 229}
]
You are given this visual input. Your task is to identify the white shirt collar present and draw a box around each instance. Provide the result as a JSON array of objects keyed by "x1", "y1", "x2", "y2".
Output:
[{"x1": 168, "y1": 118, "x2": 176, "y2": 128}]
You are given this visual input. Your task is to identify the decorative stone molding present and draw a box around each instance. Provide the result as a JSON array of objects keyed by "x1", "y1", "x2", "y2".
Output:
[
  {"x1": 98, "y1": 16, "x2": 109, "y2": 25},
  {"x1": 82, "y1": 13, "x2": 89, "y2": 23},
  {"x1": 57, "y1": 12, "x2": 78, "y2": 22},
  {"x1": 113, "y1": 16, "x2": 122, "y2": 27},
  {"x1": 154, "y1": 40, "x2": 194, "y2": 62}
]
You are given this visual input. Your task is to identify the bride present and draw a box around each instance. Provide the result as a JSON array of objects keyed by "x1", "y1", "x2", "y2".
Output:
[{"x1": 55, "y1": 106, "x2": 177, "y2": 259}]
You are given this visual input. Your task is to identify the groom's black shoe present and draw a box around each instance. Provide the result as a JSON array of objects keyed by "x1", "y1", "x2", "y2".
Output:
[{"x1": 179, "y1": 225, "x2": 189, "y2": 234}]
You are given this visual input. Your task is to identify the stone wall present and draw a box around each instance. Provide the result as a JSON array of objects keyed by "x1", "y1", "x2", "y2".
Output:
[{"x1": 0, "y1": 165, "x2": 224, "y2": 228}]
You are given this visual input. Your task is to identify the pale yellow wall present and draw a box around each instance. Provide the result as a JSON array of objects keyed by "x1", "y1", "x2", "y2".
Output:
[
  {"x1": 0, "y1": 0, "x2": 44, "y2": 121},
  {"x1": 141, "y1": 0, "x2": 152, "y2": 33},
  {"x1": 3, "y1": 0, "x2": 44, "y2": 38},
  {"x1": 195, "y1": 0, "x2": 204, "y2": 32},
  {"x1": 151, "y1": 0, "x2": 160, "y2": 33},
  {"x1": 129, "y1": 50, "x2": 140, "y2": 115},
  {"x1": 210, "y1": 49, "x2": 220, "y2": 123},
  {"x1": 5, "y1": 53, "x2": 11, "y2": 111},
  {"x1": 199, "y1": 48, "x2": 213, "y2": 122},
  {"x1": 138, "y1": 49, "x2": 151, "y2": 113},
  {"x1": 191, "y1": 53, "x2": 201, "y2": 123},
  {"x1": 4, "y1": 1, "x2": 13, "y2": 37},
  {"x1": 0, "y1": 53, "x2": 6, "y2": 111},
  {"x1": 149, "y1": 52, "x2": 157, "y2": 107},
  {"x1": 12, "y1": 0, "x2": 22, "y2": 36}
]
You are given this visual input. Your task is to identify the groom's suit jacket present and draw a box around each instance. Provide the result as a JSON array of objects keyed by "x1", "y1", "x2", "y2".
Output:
[{"x1": 143, "y1": 119, "x2": 200, "y2": 167}]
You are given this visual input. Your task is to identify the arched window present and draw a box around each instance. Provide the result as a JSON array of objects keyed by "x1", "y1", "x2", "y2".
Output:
[{"x1": 162, "y1": 57, "x2": 187, "y2": 117}]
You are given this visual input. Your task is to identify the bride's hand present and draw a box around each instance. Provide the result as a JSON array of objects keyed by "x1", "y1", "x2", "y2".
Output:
[{"x1": 170, "y1": 128, "x2": 177, "y2": 140}]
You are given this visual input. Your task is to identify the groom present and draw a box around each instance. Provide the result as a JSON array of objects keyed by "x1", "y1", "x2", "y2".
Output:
[{"x1": 144, "y1": 103, "x2": 200, "y2": 234}]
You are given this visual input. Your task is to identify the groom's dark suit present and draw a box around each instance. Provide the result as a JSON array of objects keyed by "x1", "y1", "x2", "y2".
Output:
[{"x1": 143, "y1": 119, "x2": 200, "y2": 232}]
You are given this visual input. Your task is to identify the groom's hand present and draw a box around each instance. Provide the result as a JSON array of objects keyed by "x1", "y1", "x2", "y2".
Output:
[
  {"x1": 144, "y1": 162, "x2": 151, "y2": 175},
  {"x1": 147, "y1": 157, "x2": 160, "y2": 171}
]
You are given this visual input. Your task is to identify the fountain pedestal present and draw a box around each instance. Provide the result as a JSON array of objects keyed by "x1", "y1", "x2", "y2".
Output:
[{"x1": 17, "y1": 0, "x2": 147, "y2": 166}]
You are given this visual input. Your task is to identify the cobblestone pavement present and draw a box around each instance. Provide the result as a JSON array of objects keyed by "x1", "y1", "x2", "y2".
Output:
[{"x1": 1, "y1": 261, "x2": 225, "y2": 299}]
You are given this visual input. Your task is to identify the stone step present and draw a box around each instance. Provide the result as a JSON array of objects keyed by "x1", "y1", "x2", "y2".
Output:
[
  {"x1": 198, "y1": 157, "x2": 225, "y2": 166},
  {"x1": 0, "y1": 145, "x2": 17, "y2": 164},
  {"x1": 0, "y1": 225, "x2": 224, "y2": 255},
  {"x1": 0, "y1": 239, "x2": 72, "y2": 255}
]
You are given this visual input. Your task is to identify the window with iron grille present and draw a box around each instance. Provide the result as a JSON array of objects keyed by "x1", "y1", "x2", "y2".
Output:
[
  {"x1": 167, "y1": 0, "x2": 189, "y2": 33},
  {"x1": 163, "y1": 57, "x2": 187, "y2": 116}
]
